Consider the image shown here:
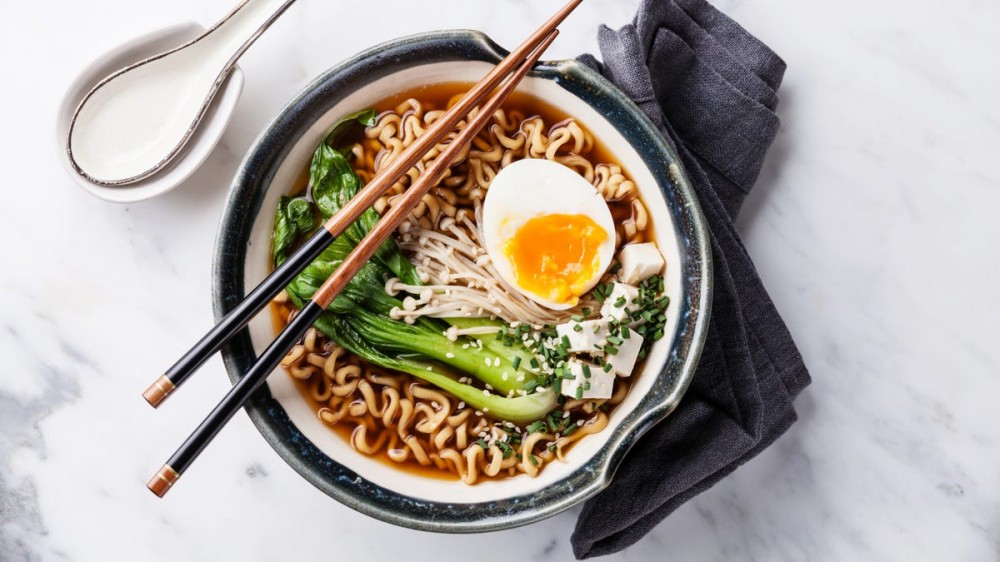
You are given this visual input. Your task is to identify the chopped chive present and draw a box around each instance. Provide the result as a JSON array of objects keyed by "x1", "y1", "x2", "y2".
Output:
[
  {"x1": 497, "y1": 441, "x2": 514, "y2": 458},
  {"x1": 476, "y1": 439, "x2": 488, "y2": 450},
  {"x1": 530, "y1": 357, "x2": 540, "y2": 369},
  {"x1": 563, "y1": 422, "x2": 579, "y2": 436},
  {"x1": 604, "y1": 344, "x2": 619, "y2": 355},
  {"x1": 524, "y1": 378, "x2": 540, "y2": 392},
  {"x1": 607, "y1": 335, "x2": 624, "y2": 346},
  {"x1": 581, "y1": 307, "x2": 592, "y2": 316},
  {"x1": 529, "y1": 454, "x2": 540, "y2": 466},
  {"x1": 583, "y1": 381, "x2": 591, "y2": 391},
  {"x1": 526, "y1": 420, "x2": 546, "y2": 433},
  {"x1": 571, "y1": 314, "x2": 584, "y2": 322},
  {"x1": 614, "y1": 296, "x2": 627, "y2": 308},
  {"x1": 621, "y1": 326, "x2": 631, "y2": 338},
  {"x1": 582, "y1": 364, "x2": 592, "y2": 379},
  {"x1": 575, "y1": 386, "x2": 584, "y2": 399},
  {"x1": 573, "y1": 324, "x2": 583, "y2": 332},
  {"x1": 603, "y1": 362, "x2": 613, "y2": 372},
  {"x1": 512, "y1": 356, "x2": 521, "y2": 371}
]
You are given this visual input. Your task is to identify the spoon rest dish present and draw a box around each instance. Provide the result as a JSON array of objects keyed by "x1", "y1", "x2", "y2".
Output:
[{"x1": 56, "y1": 22, "x2": 243, "y2": 203}]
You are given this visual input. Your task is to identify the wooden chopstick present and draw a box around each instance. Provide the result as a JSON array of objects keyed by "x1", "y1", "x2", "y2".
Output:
[
  {"x1": 142, "y1": 0, "x2": 584, "y2": 408},
  {"x1": 146, "y1": 31, "x2": 559, "y2": 497}
]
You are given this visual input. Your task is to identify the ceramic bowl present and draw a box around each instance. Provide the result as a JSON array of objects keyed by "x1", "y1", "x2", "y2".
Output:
[
  {"x1": 213, "y1": 30, "x2": 711, "y2": 532},
  {"x1": 55, "y1": 22, "x2": 243, "y2": 203}
]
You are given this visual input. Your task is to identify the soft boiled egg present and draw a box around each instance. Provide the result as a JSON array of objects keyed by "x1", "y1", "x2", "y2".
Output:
[{"x1": 481, "y1": 159, "x2": 615, "y2": 310}]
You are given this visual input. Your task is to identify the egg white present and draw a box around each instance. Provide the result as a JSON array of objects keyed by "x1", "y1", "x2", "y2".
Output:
[{"x1": 481, "y1": 159, "x2": 616, "y2": 310}]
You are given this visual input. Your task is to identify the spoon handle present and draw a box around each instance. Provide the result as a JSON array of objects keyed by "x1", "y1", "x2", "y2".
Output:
[{"x1": 199, "y1": 0, "x2": 297, "y2": 70}]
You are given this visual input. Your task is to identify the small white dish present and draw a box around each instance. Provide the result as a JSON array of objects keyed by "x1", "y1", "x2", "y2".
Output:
[{"x1": 56, "y1": 22, "x2": 244, "y2": 203}]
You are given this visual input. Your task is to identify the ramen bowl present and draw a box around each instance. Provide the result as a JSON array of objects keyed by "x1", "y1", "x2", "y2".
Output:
[{"x1": 213, "y1": 30, "x2": 711, "y2": 532}]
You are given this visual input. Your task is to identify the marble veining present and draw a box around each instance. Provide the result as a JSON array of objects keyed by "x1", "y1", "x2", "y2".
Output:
[{"x1": 1, "y1": 0, "x2": 998, "y2": 560}]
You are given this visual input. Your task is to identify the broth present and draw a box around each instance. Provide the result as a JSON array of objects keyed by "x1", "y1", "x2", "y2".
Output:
[{"x1": 272, "y1": 82, "x2": 658, "y2": 482}]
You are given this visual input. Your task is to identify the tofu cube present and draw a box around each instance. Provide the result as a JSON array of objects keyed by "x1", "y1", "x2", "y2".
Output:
[
  {"x1": 555, "y1": 319, "x2": 609, "y2": 354},
  {"x1": 605, "y1": 333, "x2": 644, "y2": 377},
  {"x1": 560, "y1": 359, "x2": 615, "y2": 399},
  {"x1": 617, "y1": 243, "x2": 665, "y2": 285},
  {"x1": 600, "y1": 282, "x2": 640, "y2": 323}
]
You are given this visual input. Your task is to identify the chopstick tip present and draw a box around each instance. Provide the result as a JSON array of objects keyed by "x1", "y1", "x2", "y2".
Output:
[
  {"x1": 143, "y1": 375, "x2": 175, "y2": 408},
  {"x1": 146, "y1": 464, "x2": 180, "y2": 498}
]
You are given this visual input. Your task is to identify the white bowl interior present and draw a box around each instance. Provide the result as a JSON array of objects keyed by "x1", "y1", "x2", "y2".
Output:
[
  {"x1": 55, "y1": 22, "x2": 244, "y2": 203},
  {"x1": 243, "y1": 61, "x2": 683, "y2": 503}
]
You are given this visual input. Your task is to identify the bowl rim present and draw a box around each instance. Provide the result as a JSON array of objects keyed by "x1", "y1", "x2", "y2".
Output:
[{"x1": 212, "y1": 29, "x2": 712, "y2": 532}]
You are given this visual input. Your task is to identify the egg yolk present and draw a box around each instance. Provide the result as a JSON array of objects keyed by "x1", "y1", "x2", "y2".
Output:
[{"x1": 502, "y1": 213, "x2": 608, "y2": 306}]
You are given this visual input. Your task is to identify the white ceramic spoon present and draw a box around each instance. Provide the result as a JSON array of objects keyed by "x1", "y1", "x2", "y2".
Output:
[{"x1": 67, "y1": 0, "x2": 296, "y2": 186}]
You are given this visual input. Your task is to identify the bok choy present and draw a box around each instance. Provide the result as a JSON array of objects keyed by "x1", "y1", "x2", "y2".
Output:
[{"x1": 272, "y1": 113, "x2": 556, "y2": 424}]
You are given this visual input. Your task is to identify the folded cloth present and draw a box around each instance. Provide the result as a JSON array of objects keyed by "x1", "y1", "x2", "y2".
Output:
[{"x1": 572, "y1": 0, "x2": 811, "y2": 557}]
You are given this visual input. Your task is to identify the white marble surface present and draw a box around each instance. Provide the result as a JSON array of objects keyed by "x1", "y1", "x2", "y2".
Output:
[{"x1": 2, "y1": 0, "x2": 998, "y2": 559}]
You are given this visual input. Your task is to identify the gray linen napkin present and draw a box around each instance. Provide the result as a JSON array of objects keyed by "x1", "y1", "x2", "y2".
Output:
[{"x1": 572, "y1": 0, "x2": 810, "y2": 557}]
